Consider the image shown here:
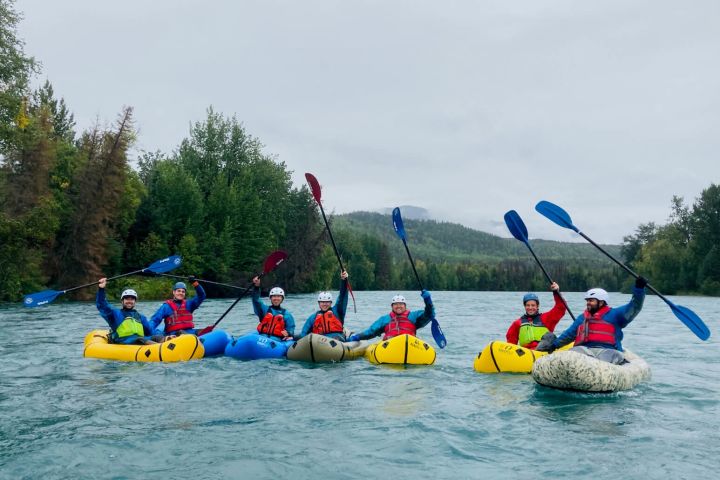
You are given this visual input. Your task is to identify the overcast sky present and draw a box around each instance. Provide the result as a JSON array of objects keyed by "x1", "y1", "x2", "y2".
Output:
[{"x1": 14, "y1": 0, "x2": 720, "y2": 243}]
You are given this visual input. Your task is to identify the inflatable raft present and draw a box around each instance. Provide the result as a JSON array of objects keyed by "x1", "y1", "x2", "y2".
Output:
[
  {"x1": 83, "y1": 330, "x2": 204, "y2": 362},
  {"x1": 532, "y1": 348, "x2": 651, "y2": 392},
  {"x1": 287, "y1": 333, "x2": 368, "y2": 363},
  {"x1": 365, "y1": 334, "x2": 436, "y2": 365},
  {"x1": 473, "y1": 340, "x2": 573, "y2": 374},
  {"x1": 198, "y1": 329, "x2": 232, "y2": 357},
  {"x1": 224, "y1": 332, "x2": 294, "y2": 360}
]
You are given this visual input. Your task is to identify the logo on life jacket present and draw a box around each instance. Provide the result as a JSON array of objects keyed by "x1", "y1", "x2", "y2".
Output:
[
  {"x1": 165, "y1": 299, "x2": 195, "y2": 333},
  {"x1": 312, "y1": 310, "x2": 344, "y2": 335},
  {"x1": 383, "y1": 310, "x2": 417, "y2": 340},
  {"x1": 575, "y1": 305, "x2": 616, "y2": 347},
  {"x1": 258, "y1": 309, "x2": 286, "y2": 337},
  {"x1": 517, "y1": 314, "x2": 550, "y2": 348}
]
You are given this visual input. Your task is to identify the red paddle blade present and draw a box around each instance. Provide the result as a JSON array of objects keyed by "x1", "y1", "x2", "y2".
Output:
[
  {"x1": 347, "y1": 280, "x2": 357, "y2": 313},
  {"x1": 263, "y1": 250, "x2": 288, "y2": 274},
  {"x1": 305, "y1": 172, "x2": 322, "y2": 203}
]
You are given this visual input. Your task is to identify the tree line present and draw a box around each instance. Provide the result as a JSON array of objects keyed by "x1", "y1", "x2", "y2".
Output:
[{"x1": 1, "y1": 1, "x2": 717, "y2": 302}]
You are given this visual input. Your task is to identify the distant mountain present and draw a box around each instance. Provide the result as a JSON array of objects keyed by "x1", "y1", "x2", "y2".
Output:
[
  {"x1": 334, "y1": 211, "x2": 621, "y2": 264},
  {"x1": 378, "y1": 205, "x2": 430, "y2": 220}
]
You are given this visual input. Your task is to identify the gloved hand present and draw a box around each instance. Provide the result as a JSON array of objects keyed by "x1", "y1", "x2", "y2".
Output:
[
  {"x1": 421, "y1": 290, "x2": 432, "y2": 304},
  {"x1": 535, "y1": 332, "x2": 557, "y2": 353},
  {"x1": 347, "y1": 334, "x2": 361, "y2": 342},
  {"x1": 635, "y1": 276, "x2": 648, "y2": 289}
]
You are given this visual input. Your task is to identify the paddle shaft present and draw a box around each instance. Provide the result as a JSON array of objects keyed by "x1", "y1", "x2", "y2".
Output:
[
  {"x1": 576, "y1": 230, "x2": 670, "y2": 303},
  {"x1": 316, "y1": 201, "x2": 346, "y2": 272},
  {"x1": 157, "y1": 273, "x2": 244, "y2": 290},
  {"x1": 522, "y1": 240, "x2": 576, "y2": 320},
  {"x1": 63, "y1": 268, "x2": 145, "y2": 294},
  {"x1": 212, "y1": 283, "x2": 255, "y2": 328},
  {"x1": 401, "y1": 239, "x2": 424, "y2": 291}
]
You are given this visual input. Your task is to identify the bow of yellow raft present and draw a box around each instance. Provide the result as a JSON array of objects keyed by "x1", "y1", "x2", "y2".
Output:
[
  {"x1": 364, "y1": 334, "x2": 436, "y2": 365},
  {"x1": 83, "y1": 330, "x2": 204, "y2": 362},
  {"x1": 473, "y1": 340, "x2": 573, "y2": 373}
]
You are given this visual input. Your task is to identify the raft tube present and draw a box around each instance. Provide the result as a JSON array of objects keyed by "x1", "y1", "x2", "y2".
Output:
[
  {"x1": 532, "y1": 348, "x2": 651, "y2": 392},
  {"x1": 224, "y1": 332, "x2": 294, "y2": 360},
  {"x1": 287, "y1": 333, "x2": 368, "y2": 363},
  {"x1": 83, "y1": 330, "x2": 204, "y2": 362},
  {"x1": 473, "y1": 340, "x2": 573, "y2": 374},
  {"x1": 198, "y1": 329, "x2": 232, "y2": 357},
  {"x1": 364, "y1": 334, "x2": 436, "y2": 365}
]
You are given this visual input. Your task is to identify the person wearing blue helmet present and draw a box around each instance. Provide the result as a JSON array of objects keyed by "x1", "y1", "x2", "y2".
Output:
[
  {"x1": 505, "y1": 282, "x2": 566, "y2": 349},
  {"x1": 150, "y1": 276, "x2": 206, "y2": 336}
]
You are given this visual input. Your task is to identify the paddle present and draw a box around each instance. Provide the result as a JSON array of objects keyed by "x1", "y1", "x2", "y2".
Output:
[
  {"x1": 504, "y1": 210, "x2": 577, "y2": 320},
  {"x1": 23, "y1": 255, "x2": 183, "y2": 307},
  {"x1": 535, "y1": 200, "x2": 711, "y2": 341},
  {"x1": 196, "y1": 250, "x2": 288, "y2": 335},
  {"x1": 305, "y1": 172, "x2": 357, "y2": 313},
  {"x1": 155, "y1": 273, "x2": 246, "y2": 290},
  {"x1": 392, "y1": 207, "x2": 447, "y2": 348}
]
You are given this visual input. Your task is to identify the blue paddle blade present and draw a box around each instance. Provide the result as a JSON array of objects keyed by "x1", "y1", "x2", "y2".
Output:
[
  {"x1": 504, "y1": 210, "x2": 529, "y2": 243},
  {"x1": 24, "y1": 289, "x2": 63, "y2": 308},
  {"x1": 535, "y1": 201, "x2": 579, "y2": 233},
  {"x1": 146, "y1": 255, "x2": 183, "y2": 274},
  {"x1": 669, "y1": 302, "x2": 711, "y2": 340},
  {"x1": 431, "y1": 318, "x2": 447, "y2": 349},
  {"x1": 392, "y1": 207, "x2": 407, "y2": 241}
]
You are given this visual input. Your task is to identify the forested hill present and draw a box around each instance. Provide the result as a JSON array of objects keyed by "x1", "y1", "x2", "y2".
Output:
[{"x1": 334, "y1": 211, "x2": 621, "y2": 263}]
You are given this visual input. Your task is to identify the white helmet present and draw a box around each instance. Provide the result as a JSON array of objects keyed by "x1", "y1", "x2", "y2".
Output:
[
  {"x1": 584, "y1": 288, "x2": 609, "y2": 303},
  {"x1": 120, "y1": 289, "x2": 138, "y2": 300},
  {"x1": 317, "y1": 292, "x2": 333, "y2": 302},
  {"x1": 391, "y1": 294, "x2": 406, "y2": 305},
  {"x1": 269, "y1": 287, "x2": 285, "y2": 298}
]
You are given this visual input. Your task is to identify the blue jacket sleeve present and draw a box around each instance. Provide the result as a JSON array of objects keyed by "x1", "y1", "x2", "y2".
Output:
[
  {"x1": 139, "y1": 314, "x2": 156, "y2": 336},
  {"x1": 356, "y1": 314, "x2": 391, "y2": 340},
  {"x1": 186, "y1": 284, "x2": 206, "y2": 311},
  {"x1": 411, "y1": 300, "x2": 435, "y2": 330},
  {"x1": 555, "y1": 313, "x2": 584, "y2": 348},
  {"x1": 252, "y1": 287, "x2": 268, "y2": 319},
  {"x1": 284, "y1": 311, "x2": 296, "y2": 336},
  {"x1": 334, "y1": 279, "x2": 349, "y2": 321},
  {"x1": 300, "y1": 313, "x2": 316, "y2": 338},
  {"x1": 150, "y1": 303, "x2": 170, "y2": 331},
  {"x1": 96, "y1": 289, "x2": 114, "y2": 321},
  {"x1": 610, "y1": 286, "x2": 646, "y2": 328}
]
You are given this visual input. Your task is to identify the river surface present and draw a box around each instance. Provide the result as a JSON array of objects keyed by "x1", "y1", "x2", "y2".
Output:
[{"x1": 0, "y1": 290, "x2": 717, "y2": 479}]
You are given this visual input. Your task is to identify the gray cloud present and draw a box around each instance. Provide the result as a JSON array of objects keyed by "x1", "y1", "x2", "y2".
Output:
[{"x1": 16, "y1": 0, "x2": 720, "y2": 243}]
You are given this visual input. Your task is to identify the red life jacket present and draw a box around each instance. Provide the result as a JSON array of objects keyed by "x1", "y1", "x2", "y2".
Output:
[
  {"x1": 312, "y1": 310, "x2": 344, "y2": 335},
  {"x1": 575, "y1": 305, "x2": 616, "y2": 347},
  {"x1": 257, "y1": 309, "x2": 286, "y2": 337},
  {"x1": 383, "y1": 310, "x2": 417, "y2": 340},
  {"x1": 164, "y1": 299, "x2": 195, "y2": 333}
]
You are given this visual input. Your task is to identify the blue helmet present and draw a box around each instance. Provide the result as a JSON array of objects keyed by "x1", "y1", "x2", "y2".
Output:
[
  {"x1": 173, "y1": 282, "x2": 187, "y2": 291},
  {"x1": 522, "y1": 293, "x2": 539, "y2": 305}
]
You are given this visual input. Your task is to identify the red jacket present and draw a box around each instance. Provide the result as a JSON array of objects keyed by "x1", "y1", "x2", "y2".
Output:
[{"x1": 505, "y1": 292, "x2": 566, "y2": 349}]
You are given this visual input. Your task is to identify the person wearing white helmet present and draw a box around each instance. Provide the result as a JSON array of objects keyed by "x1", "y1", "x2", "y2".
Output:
[
  {"x1": 149, "y1": 276, "x2": 206, "y2": 336},
  {"x1": 95, "y1": 277, "x2": 161, "y2": 344},
  {"x1": 536, "y1": 276, "x2": 648, "y2": 364},
  {"x1": 251, "y1": 275, "x2": 296, "y2": 340},
  {"x1": 505, "y1": 282, "x2": 567, "y2": 349},
  {"x1": 298, "y1": 270, "x2": 350, "y2": 340},
  {"x1": 347, "y1": 289, "x2": 435, "y2": 342}
]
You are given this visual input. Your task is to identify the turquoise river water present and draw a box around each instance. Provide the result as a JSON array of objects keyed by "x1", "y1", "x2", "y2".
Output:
[{"x1": 0, "y1": 290, "x2": 718, "y2": 479}]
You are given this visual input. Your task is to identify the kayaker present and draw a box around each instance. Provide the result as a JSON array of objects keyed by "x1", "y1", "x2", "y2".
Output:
[
  {"x1": 505, "y1": 282, "x2": 567, "y2": 349},
  {"x1": 252, "y1": 276, "x2": 295, "y2": 341},
  {"x1": 298, "y1": 270, "x2": 349, "y2": 341},
  {"x1": 150, "y1": 277, "x2": 206, "y2": 336},
  {"x1": 347, "y1": 291, "x2": 434, "y2": 341},
  {"x1": 536, "y1": 277, "x2": 648, "y2": 364},
  {"x1": 96, "y1": 278, "x2": 162, "y2": 345}
]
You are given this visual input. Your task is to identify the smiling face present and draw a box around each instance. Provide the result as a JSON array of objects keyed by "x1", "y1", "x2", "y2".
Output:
[
  {"x1": 318, "y1": 301, "x2": 332, "y2": 312},
  {"x1": 586, "y1": 298, "x2": 600, "y2": 313},
  {"x1": 173, "y1": 288, "x2": 186, "y2": 301},
  {"x1": 270, "y1": 295, "x2": 283, "y2": 307},
  {"x1": 391, "y1": 302, "x2": 406, "y2": 315},
  {"x1": 122, "y1": 297, "x2": 136, "y2": 309},
  {"x1": 524, "y1": 300, "x2": 539, "y2": 316}
]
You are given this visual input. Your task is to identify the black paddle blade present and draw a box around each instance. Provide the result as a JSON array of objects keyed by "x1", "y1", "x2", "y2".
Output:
[
  {"x1": 535, "y1": 201, "x2": 579, "y2": 232},
  {"x1": 504, "y1": 210, "x2": 529, "y2": 243},
  {"x1": 305, "y1": 173, "x2": 322, "y2": 203},
  {"x1": 392, "y1": 207, "x2": 407, "y2": 241},
  {"x1": 263, "y1": 250, "x2": 288, "y2": 274}
]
